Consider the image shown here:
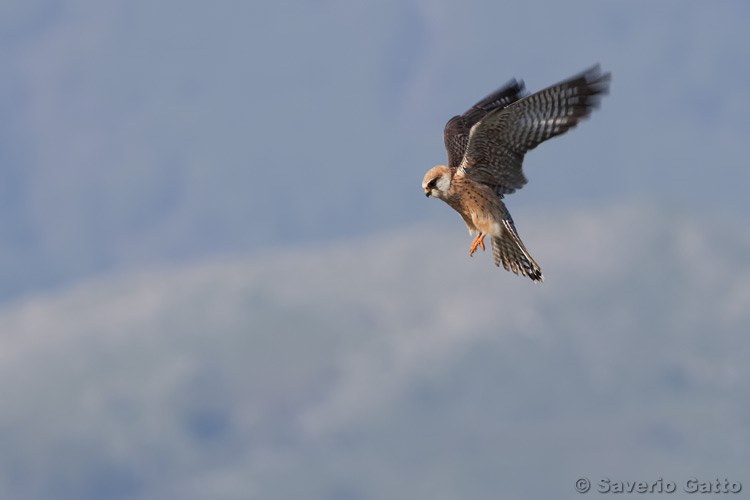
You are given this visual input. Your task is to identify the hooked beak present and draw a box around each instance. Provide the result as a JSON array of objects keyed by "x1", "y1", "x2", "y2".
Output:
[{"x1": 424, "y1": 188, "x2": 431, "y2": 197}]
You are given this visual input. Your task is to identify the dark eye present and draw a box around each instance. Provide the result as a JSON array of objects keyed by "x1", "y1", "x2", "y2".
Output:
[{"x1": 427, "y1": 178, "x2": 437, "y2": 189}]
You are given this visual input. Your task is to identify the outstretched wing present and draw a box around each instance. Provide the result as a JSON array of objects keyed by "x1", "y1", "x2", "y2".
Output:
[
  {"x1": 443, "y1": 79, "x2": 526, "y2": 169},
  {"x1": 459, "y1": 65, "x2": 610, "y2": 195}
]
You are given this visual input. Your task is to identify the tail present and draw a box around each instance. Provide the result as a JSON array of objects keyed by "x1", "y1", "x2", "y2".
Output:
[{"x1": 491, "y1": 210, "x2": 543, "y2": 282}]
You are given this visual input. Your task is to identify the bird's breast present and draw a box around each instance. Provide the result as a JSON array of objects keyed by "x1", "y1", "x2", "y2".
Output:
[{"x1": 450, "y1": 177, "x2": 503, "y2": 233}]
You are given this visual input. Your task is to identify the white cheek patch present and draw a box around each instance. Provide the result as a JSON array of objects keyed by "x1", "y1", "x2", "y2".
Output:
[{"x1": 436, "y1": 175, "x2": 451, "y2": 192}]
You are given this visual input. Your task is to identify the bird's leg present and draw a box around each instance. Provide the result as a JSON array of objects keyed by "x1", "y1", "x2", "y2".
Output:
[{"x1": 469, "y1": 233, "x2": 486, "y2": 256}]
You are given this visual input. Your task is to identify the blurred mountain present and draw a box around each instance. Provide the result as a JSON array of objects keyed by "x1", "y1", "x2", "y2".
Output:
[
  {"x1": 3, "y1": 0, "x2": 749, "y2": 301},
  {"x1": 1, "y1": 203, "x2": 748, "y2": 500}
]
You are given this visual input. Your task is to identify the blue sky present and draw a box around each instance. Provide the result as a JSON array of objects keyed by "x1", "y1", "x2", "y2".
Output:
[{"x1": 2, "y1": 0, "x2": 749, "y2": 300}]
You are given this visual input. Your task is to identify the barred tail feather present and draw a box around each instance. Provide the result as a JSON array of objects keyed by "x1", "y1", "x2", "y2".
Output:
[{"x1": 491, "y1": 218, "x2": 543, "y2": 282}]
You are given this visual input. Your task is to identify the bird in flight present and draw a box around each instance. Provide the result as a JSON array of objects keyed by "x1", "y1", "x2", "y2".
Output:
[{"x1": 422, "y1": 65, "x2": 610, "y2": 282}]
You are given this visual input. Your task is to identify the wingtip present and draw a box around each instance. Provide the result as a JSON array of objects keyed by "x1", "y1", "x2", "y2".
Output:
[{"x1": 582, "y1": 64, "x2": 612, "y2": 93}]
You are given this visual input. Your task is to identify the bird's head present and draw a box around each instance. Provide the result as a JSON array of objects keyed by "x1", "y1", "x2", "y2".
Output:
[{"x1": 422, "y1": 165, "x2": 452, "y2": 199}]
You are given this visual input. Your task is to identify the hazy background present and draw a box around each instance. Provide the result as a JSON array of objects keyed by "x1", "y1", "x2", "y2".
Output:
[{"x1": 1, "y1": 1, "x2": 749, "y2": 499}]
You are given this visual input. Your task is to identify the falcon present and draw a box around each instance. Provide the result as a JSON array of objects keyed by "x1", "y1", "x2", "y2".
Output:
[{"x1": 422, "y1": 65, "x2": 610, "y2": 282}]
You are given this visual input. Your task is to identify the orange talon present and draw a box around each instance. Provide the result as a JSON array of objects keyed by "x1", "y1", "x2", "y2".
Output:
[{"x1": 469, "y1": 233, "x2": 486, "y2": 256}]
